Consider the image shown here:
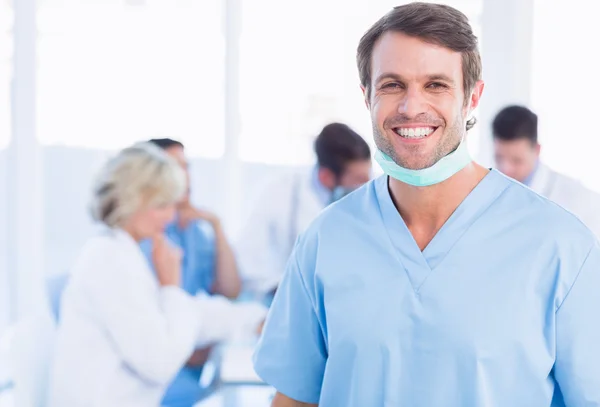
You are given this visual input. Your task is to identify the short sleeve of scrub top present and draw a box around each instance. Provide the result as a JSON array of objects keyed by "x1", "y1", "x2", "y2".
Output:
[
  {"x1": 554, "y1": 240, "x2": 600, "y2": 404},
  {"x1": 252, "y1": 250, "x2": 327, "y2": 404}
]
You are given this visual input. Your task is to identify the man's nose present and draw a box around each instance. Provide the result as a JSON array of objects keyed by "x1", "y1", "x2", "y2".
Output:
[{"x1": 398, "y1": 87, "x2": 428, "y2": 119}]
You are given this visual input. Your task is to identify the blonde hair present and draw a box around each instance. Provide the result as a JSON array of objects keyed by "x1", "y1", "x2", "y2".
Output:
[{"x1": 90, "y1": 142, "x2": 186, "y2": 227}]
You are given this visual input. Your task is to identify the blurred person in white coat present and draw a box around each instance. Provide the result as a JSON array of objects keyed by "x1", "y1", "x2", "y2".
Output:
[
  {"x1": 236, "y1": 123, "x2": 372, "y2": 302},
  {"x1": 493, "y1": 105, "x2": 600, "y2": 237},
  {"x1": 48, "y1": 143, "x2": 266, "y2": 407}
]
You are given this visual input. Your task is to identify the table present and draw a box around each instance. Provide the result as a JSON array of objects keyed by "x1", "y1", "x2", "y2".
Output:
[
  {"x1": 194, "y1": 385, "x2": 275, "y2": 407},
  {"x1": 218, "y1": 342, "x2": 263, "y2": 385},
  {"x1": 194, "y1": 340, "x2": 275, "y2": 406}
]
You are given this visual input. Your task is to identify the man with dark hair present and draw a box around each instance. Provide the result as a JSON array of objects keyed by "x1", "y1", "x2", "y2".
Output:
[
  {"x1": 254, "y1": 3, "x2": 600, "y2": 407},
  {"x1": 236, "y1": 123, "x2": 371, "y2": 300},
  {"x1": 492, "y1": 105, "x2": 540, "y2": 184},
  {"x1": 314, "y1": 123, "x2": 372, "y2": 200},
  {"x1": 141, "y1": 138, "x2": 242, "y2": 407},
  {"x1": 493, "y1": 105, "x2": 600, "y2": 236}
]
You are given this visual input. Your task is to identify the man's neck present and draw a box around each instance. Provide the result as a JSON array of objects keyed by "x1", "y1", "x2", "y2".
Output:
[{"x1": 388, "y1": 162, "x2": 489, "y2": 250}]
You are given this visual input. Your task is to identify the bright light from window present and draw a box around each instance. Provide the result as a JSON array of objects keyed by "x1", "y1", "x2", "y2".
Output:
[
  {"x1": 37, "y1": 0, "x2": 225, "y2": 158},
  {"x1": 0, "y1": 1, "x2": 12, "y2": 150},
  {"x1": 0, "y1": 0, "x2": 12, "y2": 334},
  {"x1": 530, "y1": 0, "x2": 600, "y2": 191}
]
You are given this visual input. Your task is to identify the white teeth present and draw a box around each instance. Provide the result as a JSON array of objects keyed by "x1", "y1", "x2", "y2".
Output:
[{"x1": 395, "y1": 127, "x2": 435, "y2": 138}]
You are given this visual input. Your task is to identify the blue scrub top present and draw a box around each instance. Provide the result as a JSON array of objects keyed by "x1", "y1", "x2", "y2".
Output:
[
  {"x1": 140, "y1": 220, "x2": 216, "y2": 407},
  {"x1": 253, "y1": 170, "x2": 600, "y2": 407}
]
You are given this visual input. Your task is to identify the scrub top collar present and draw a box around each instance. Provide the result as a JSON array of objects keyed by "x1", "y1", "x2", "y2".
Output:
[{"x1": 374, "y1": 169, "x2": 511, "y2": 293}]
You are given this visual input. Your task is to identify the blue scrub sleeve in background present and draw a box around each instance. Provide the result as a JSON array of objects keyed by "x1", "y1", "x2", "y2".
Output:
[
  {"x1": 554, "y1": 241, "x2": 600, "y2": 404},
  {"x1": 252, "y1": 254, "x2": 327, "y2": 404}
]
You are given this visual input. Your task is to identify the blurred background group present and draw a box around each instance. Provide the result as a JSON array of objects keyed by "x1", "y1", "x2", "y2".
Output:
[{"x1": 1, "y1": 0, "x2": 600, "y2": 406}]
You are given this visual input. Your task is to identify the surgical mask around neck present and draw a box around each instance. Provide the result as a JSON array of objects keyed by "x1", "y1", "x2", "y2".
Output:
[{"x1": 374, "y1": 139, "x2": 471, "y2": 187}]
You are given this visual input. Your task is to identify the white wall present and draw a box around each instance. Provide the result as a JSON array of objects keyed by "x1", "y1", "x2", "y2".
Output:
[
  {"x1": 5, "y1": 0, "x2": 46, "y2": 327},
  {"x1": 530, "y1": 0, "x2": 600, "y2": 192},
  {"x1": 476, "y1": 0, "x2": 534, "y2": 167},
  {"x1": 0, "y1": 151, "x2": 9, "y2": 331}
]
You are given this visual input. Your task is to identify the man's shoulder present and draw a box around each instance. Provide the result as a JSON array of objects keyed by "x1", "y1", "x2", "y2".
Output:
[
  {"x1": 72, "y1": 230, "x2": 141, "y2": 279},
  {"x1": 293, "y1": 179, "x2": 379, "y2": 256},
  {"x1": 499, "y1": 172, "x2": 596, "y2": 242}
]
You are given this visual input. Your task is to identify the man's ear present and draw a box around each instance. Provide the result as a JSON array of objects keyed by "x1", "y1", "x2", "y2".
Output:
[
  {"x1": 317, "y1": 167, "x2": 336, "y2": 190},
  {"x1": 468, "y1": 80, "x2": 485, "y2": 111}
]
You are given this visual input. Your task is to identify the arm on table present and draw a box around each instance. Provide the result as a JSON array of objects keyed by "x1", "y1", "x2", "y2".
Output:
[
  {"x1": 185, "y1": 293, "x2": 266, "y2": 367},
  {"x1": 178, "y1": 204, "x2": 242, "y2": 299},
  {"x1": 210, "y1": 218, "x2": 242, "y2": 299},
  {"x1": 272, "y1": 392, "x2": 318, "y2": 407},
  {"x1": 193, "y1": 293, "x2": 267, "y2": 347},
  {"x1": 186, "y1": 346, "x2": 213, "y2": 367}
]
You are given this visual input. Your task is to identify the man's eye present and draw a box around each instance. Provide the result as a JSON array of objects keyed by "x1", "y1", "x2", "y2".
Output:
[{"x1": 427, "y1": 82, "x2": 447, "y2": 89}]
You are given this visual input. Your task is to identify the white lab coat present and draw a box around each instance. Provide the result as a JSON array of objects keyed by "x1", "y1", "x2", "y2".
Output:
[
  {"x1": 48, "y1": 228, "x2": 266, "y2": 407},
  {"x1": 236, "y1": 169, "x2": 327, "y2": 296},
  {"x1": 530, "y1": 162, "x2": 600, "y2": 238}
]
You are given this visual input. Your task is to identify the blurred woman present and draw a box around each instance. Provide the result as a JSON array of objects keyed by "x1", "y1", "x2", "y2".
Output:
[{"x1": 48, "y1": 143, "x2": 266, "y2": 407}]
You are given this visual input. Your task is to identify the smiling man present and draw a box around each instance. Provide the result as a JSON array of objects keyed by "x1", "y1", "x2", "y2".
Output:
[{"x1": 253, "y1": 3, "x2": 600, "y2": 407}]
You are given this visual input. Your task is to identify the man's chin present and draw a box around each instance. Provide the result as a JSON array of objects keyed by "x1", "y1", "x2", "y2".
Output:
[{"x1": 389, "y1": 154, "x2": 437, "y2": 171}]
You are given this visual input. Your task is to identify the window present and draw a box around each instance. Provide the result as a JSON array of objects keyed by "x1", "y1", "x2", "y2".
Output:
[
  {"x1": 37, "y1": 0, "x2": 225, "y2": 158},
  {"x1": 0, "y1": 0, "x2": 12, "y2": 332},
  {"x1": 0, "y1": 0, "x2": 12, "y2": 149},
  {"x1": 238, "y1": 0, "x2": 483, "y2": 166},
  {"x1": 38, "y1": 0, "x2": 226, "y2": 277},
  {"x1": 530, "y1": 0, "x2": 600, "y2": 191}
]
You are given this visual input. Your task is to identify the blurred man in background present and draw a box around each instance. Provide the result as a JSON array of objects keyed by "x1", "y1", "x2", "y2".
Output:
[
  {"x1": 236, "y1": 123, "x2": 372, "y2": 303},
  {"x1": 493, "y1": 105, "x2": 600, "y2": 237},
  {"x1": 142, "y1": 138, "x2": 242, "y2": 407}
]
